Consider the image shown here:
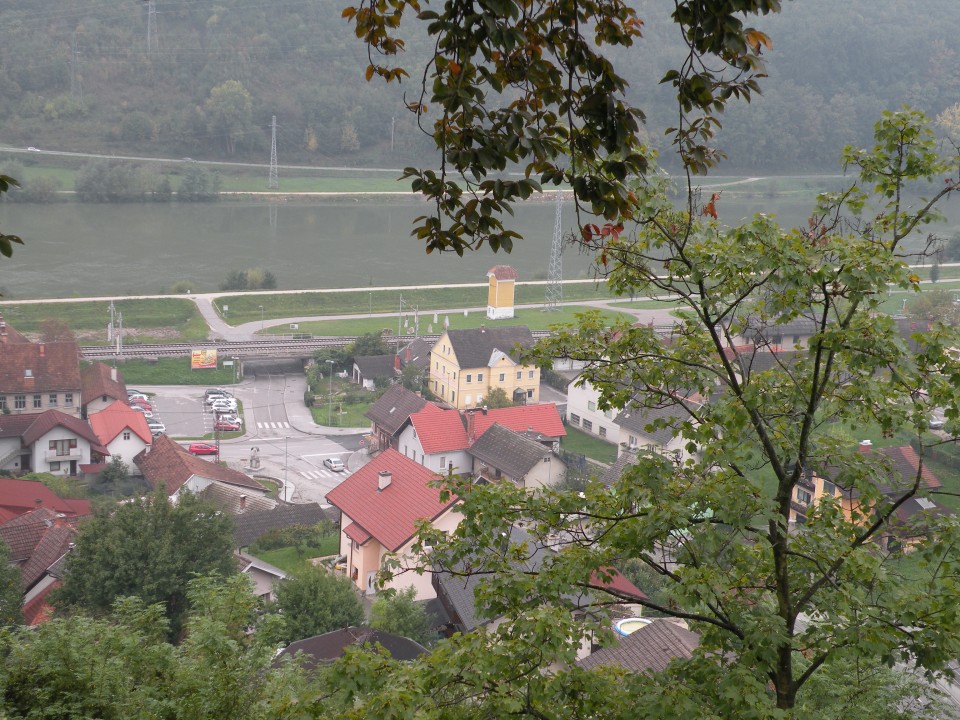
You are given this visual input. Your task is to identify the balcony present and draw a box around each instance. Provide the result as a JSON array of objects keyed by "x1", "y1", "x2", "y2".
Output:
[{"x1": 46, "y1": 449, "x2": 82, "y2": 461}]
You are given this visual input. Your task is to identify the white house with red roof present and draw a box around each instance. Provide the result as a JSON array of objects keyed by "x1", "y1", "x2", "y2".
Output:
[
  {"x1": 326, "y1": 448, "x2": 460, "y2": 601},
  {"x1": 393, "y1": 402, "x2": 567, "y2": 476},
  {"x1": 0, "y1": 409, "x2": 108, "y2": 477},
  {"x1": 88, "y1": 400, "x2": 153, "y2": 475}
]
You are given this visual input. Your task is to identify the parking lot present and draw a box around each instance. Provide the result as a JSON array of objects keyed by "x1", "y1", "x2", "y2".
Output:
[{"x1": 132, "y1": 387, "x2": 243, "y2": 441}]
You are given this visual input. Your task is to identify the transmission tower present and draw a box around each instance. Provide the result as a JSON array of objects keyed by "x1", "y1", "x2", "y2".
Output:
[
  {"x1": 145, "y1": 0, "x2": 158, "y2": 53},
  {"x1": 544, "y1": 190, "x2": 564, "y2": 311},
  {"x1": 267, "y1": 115, "x2": 279, "y2": 190}
]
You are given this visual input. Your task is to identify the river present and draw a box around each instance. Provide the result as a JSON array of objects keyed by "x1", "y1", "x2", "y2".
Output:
[{"x1": 1, "y1": 182, "x2": 958, "y2": 300}]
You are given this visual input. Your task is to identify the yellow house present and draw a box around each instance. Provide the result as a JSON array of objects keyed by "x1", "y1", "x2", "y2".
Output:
[
  {"x1": 487, "y1": 265, "x2": 517, "y2": 319},
  {"x1": 429, "y1": 326, "x2": 539, "y2": 409}
]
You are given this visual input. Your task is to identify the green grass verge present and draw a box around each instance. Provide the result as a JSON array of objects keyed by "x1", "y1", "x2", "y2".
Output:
[
  {"x1": 250, "y1": 538, "x2": 340, "y2": 576},
  {"x1": 113, "y1": 357, "x2": 239, "y2": 385},
  {"x1": 0, "y1": 298, "x2": 208, "y2": 344},
  {"x1": 274, "y1": 305, "x2": 635, "y2": 337},
  {"x1": 560, "y1": 426, "x2": 619, "y2": 464},
  {"x1": 310, "y1": 400, "x2": 373, "y2": 428}
]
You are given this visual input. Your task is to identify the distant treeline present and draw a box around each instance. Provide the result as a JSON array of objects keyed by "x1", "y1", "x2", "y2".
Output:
[{"x1": 0, "y1": 0, "x2": 957, "y2": 172}]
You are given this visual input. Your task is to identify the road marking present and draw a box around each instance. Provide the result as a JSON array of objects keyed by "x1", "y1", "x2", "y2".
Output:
[
  {"x1": 299, "y1": 470, "x2": 334, "y2": 480},
  {"x1": 257, "y1": 421, "x2": 290, "y2": 429}
]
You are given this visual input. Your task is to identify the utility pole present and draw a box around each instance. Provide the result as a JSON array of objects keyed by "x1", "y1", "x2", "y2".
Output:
[
  {"x1": 545, "y1": 190, "x2": 564, "y2": 311},
  {"x1": 267, "y1": 115, "x2": 279, "y2": 189},
  {"x1": 145, "y1": 0, "x2": 157, "y2": 53},
  {"x1": 391, "y1": 116, "x2": 396, "y2": 152}
]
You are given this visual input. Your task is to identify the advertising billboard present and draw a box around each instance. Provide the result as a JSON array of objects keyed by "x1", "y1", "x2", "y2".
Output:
[{"x1": 191, "y1": 348, "x2": 218, "y2": 370}]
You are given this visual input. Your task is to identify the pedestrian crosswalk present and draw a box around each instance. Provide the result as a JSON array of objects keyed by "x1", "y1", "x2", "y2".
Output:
[
  {"x1": 256, "y1": 421, "x2": 290, "y2": 429},
  {"x1": 299, "y1": 469, "x2": 337, "y2": 480}
]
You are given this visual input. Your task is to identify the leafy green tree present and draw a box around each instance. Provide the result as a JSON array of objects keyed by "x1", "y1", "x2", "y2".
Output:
[
  {"x1": 482, "y1": 387, "x2": 512, "y2": 409},
  {"x1": 55, "y1": 490, "x2": 234, "y2": 638},
  {"x1": 906, "y1": 289, "x2": 956, "y2": 322},
  {"x1": 98, "y1": 454, "x2": 129, "y2": 491},
  {"x1": 369, "y1": 587, "x2": 437, "y2": 648},
  {"x1": 0, "y1": 173, "x2": 22, "y2": 258},
  {"x1": 270, "y1": 565, "x2": 364, "y2": 643},
  {"x1": 399, "y1": 362, "x2": 425, "y2": 393},
  {"x1": 205, "y1": 80, "x2": 253, "y2": 156},
  {"x1": 0, "y1": 540, "x2": 22, "y2": 627},
  {"x1": 344, "y1": 106, "x2": 960, "y2": 717},
  {"x1": 38, "y1": 317, "x2": 75, "y2": 344},
  {"x1": 350, "y1": 331, "x2": 390, "y2": 358}
]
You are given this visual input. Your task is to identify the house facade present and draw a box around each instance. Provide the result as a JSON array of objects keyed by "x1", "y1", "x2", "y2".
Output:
[
  {"x1": 88, "y1": 401, "x2": 152, "y2": 474},
  {"x1": 467, "y1": 423, "x2": 566, "y2": 490},
  {"x1": 326, "y1": 449, "x2": 460, "y2": 601},
  {"x1": 395, "y1": 404, "x2": 472, "y2": 474},
  {"x1": 566, "y1": 377, "x2": 621, "y2": 443},
  {"x1": 0, "y1": 339, "x2": 82, "y2": 418},
  {"x1": 429, "y1": 326, "x2": 539, "y2": 409},
  {"x1": 486, "y1": 265, "x2": 517, "y2": 320},
  {"x1": 364, "y1": 385, "x2": 428, "y2": 453},
  {"x1": 0, "y1": 410, "x2": 106, "y2": 476}
]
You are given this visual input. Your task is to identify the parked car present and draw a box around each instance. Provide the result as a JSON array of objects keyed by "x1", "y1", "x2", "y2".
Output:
[
  {"x1": 188, "y1": 442, "x2": 218, "y2": 456},
  {"x1": 129, "y1": 399, "x2": 153, "y2": 411},
  {"x1": 147, "y1": 421, "x2": 165, "y2": 436},
  {"x1": 323, "y1": 457, "x2": 346, "y2": 472},
  {"x1": 127, "y1": 393, "x2": 148, "y2": 403},
  {"x1": 214, "y1": 419, "x2": 241, "y2": 432},
  {"x1": 133, "y1": 407, "x2": 154, "y2": 419},
  {"x1": 210, "y1": 399, "x2": 238, "y2": 413},
  {"x1": 205, "y1": 388, "x2": 233, "y2": 400}
]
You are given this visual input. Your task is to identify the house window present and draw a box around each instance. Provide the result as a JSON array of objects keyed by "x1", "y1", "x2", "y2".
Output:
[
  {"x1": 123, "y1": 431, "x2": 131, "y2": 440},
  {"x1": 49, "y1": 461, "x2": 60, "y2": 471},
  {"x1": 33, "y1": 394, "x2": 42, "y2": 409},
  {"x1": 413, "y1": 428, "x2": 417, "y2": 438},
  {"x1": 452, "y1": 372, "x2": 456, "y2": 380},
  {"x1": 451, "y1": 391, "x2": 455, "y2": 403},
  {"x1": 797, "y1": 489, "x2": 813, "y2": 504},
  {"x1": 628, "y1": 435, "x2": 637, "y2": 447},
  {"x1": 822, "y1": 480, "x2": 836, "y2": 496},
  {"x1": 49, "y1": 393, "x2": 57, "y2": 407},
  {"x1": 793, "y1": 334, "x2": 801, "y2": 345},
  {"x1": 569, "y1": 413, "x2": 581, "y2": 426},
  {"x1": 583, "y1": 420, "x2": 593, "y2": 432},
  {"x1": 433, "y1": 381, "x2": 438, "y2": 391},
  {"x1": 528, "y1": 370, "x2": 534, "y2": 379},
  {"x1": 466, "y1": 374, "x2": 472, "y2": 383},
  {"x1": 516, "y1": 371, "x2": 522, "y2": 380},
  {"x1": 476, "y1": 394, "x2": 483, "y2": 405},
  {"x1": 49, "y1": 438, "x2": 77, "y2": 456},
  {"x1": 65, "y1": 393, "x2": 73, "y2": 407},
  {"x1": 477, "y1": 373, "x2": 484, "y2": 382},
  {"x1": 604, "y1": 409, "x2": 613, "y2": 419},
  {"x1": 440, "y1": 456, "x2": 446, "y2": 470},
  {"x1": 0, "y1": 397, "x2": 5, "y2": 410},
  {"x1": 14, "y1": 395, "x2": 25, "y2": 410},
  {"x1": 526, "y1": 389, "x2": 533, "y2": 398},
  {"x1": 599, "y1": 426, "x2": 607, "y2": 438},
  {"x1": 587, "y1": 401, "x2": 597, "y2": 412},
  {"x1": 499, "y1": 373, "x2": 505, "y2": 382},
  {"x1": 101, "y1": 394, "x2": 108, "y2": 402}
]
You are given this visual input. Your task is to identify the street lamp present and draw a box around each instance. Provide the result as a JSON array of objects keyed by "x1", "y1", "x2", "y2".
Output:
[
  {"x1": 258, "y1": 305, "x2": 264, "y2": 333},
  {"x1": 326, "y1": 359, "x2": 335, "y2": 427}
]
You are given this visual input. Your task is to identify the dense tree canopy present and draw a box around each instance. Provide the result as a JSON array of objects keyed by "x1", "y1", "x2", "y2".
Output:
[
  {"x1": 55, "y1": 490, "x2": 235, "y2": 638},
  {"x1": 271, "y1": 565, "x2": 365, "y2": 643}
]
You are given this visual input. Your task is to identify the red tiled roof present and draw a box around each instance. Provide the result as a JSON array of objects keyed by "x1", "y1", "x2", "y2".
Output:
[
  {"x1": 0, "y1": 479, "x2": 91, "y2": 519},
  {"x1": 589, "y1": 567, "x2": 647, "y2": 601},
  {"x1": 878, "y1": 445, "x2": 941, "y2": 490},
  {"x1": 487, "y1": 265, "x2": 518, "y2": 281},
  {"x1": 0, "y1": 315, "x2": 30, "y2": 344},
  {"x1": 21, "y1": 409, "x2": 102, "y2": 448},
  {"x1": 326, "y1": 448, "x2": 457, "y2": 552},
  {"x1": 409, "y1": 404, "x2": 470, "y2": 453},
  {"x1": 80, "y1": 362, "x2": 127, "y2": 408},
  {"x1": 134, "y1": 434, "x2": 265, "y2": 495},
  {"x1": 470, "y1": 404, "x2": 566, "y2": 440},
  {"x1": 22, "y1": 580, "x2": 59, "y2": 625},
  {"x1": 0, "y1": 341, "x2": 80, "y2": 394},
  {"x1": 89, "y1": 400, "x2": 153, "y2": 445},
  {"x1": 0, "y1": 508, "x2": 78, "y2": 591},
  {"x1": 343, "y1": 522, "x2": 371, "y2": 545}
]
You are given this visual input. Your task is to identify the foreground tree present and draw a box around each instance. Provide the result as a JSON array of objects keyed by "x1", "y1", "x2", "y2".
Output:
[
  {"x1": 55, "y1": 490, "x2": 234, "y2": 638},
  {"x1": 369, "y1": 587, "x2": 438, "y2": 648},
  {"x1": 270, "y1": 565, "x2": 364, "y2": 643},
  {"x1": 0, "y1": 540, "x2": 22, "y2": 627}
]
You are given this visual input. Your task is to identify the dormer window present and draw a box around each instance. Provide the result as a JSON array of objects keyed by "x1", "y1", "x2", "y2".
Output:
[{"x1": 24, "y1": 369, "x2": 32, "y2": 378}]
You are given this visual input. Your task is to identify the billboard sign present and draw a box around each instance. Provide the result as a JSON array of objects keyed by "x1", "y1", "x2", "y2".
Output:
[{"x1": 191, "y1": 348, "x2": 218, "y2": 370}]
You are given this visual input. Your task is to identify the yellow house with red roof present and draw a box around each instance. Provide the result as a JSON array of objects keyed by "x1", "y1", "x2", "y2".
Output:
[{"x1": 326, "y1": 448, "x2": 460, "y2": 600}]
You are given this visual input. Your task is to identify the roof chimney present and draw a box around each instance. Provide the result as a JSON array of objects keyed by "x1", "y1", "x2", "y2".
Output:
[
  {"x1": 239, "y1": 494, "x2": 247, "y2": 511},
  {"x1": 38, "y1": 343, "x2": 45, "y2": 357},
  {"x1": 378, "y1": 470, "x2": 392, "y2": 491},
  {"x1": 859, "y1": 440, "x2": 872, "y2": 453},
  {"x1": 394, "y1": 353, "x2": 401, "y2": 371},
  {"x1": 465, "y1": 410, "x2": 476, "y2": 444},
  {"x1": 482, "y1": 405, "x2": 488, "y2": 415}
]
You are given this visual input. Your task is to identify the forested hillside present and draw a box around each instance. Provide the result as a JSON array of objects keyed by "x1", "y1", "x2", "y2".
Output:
[{"x1": 0, "y1": 0, "x2": 957, "y2": 172}]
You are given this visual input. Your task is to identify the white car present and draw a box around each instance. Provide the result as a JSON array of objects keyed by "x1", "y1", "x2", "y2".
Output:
[
  {"x1": 134, "y1": 407, "x2": 154, "y2": 419},
  {"x1": 147, "y1": 421, "x2": 165, "y2": 435},
  {"x1": 210, "y1": 399, "x2": 238, "y2": 413}
]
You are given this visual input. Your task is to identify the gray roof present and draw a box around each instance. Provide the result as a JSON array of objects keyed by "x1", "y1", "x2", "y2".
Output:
[
  {"x1": 468, "y1": 423, "x2": 553, "y2": 480},
  {"x1": 232, "y1": 502, "x2": 331, "y2": 548},
  {"x1": 354, "y1": 355, "x2": 397, "y2": 380},
  {"x1": 199, "y1": 482, "x2": 277, "y2": 516},
  {"x1": 614, "y1": 401, "x2": 696, "y2": 446},
  {"x1": 364, "y1": 385, "x2": 428, "y2": 436},
  {"x1": 600, "y1": 447, "x2": 639, "y2": 487},
  {"x1": 577, "y1": 619, "x2": 700, "y2": 674},
  {"x1": 275, "y1": 627, "x2": 428, "y2": 671},
  {"x1": 399, "y1": 338, "x2": 433, "y2": 371},
  {"x1": 442, "y1": 326, "x2": 535, "y2": 369}
]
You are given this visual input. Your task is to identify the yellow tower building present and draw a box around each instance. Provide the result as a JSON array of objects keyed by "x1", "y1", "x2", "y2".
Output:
[{"x1": 486, "y1": 265, "x2": 517, "y2": 320}]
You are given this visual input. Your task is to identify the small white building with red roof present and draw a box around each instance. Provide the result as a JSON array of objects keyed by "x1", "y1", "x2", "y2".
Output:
[
  {"x1": 326, "y1": 448, "x2": 460, "y2": 600},
  {"x1": 88, "y1": 400, "x2": 153, "y2": 474},
  {"x1": 0, "y1": 409, "x2": 108, "y2": 477},
  {"x1": 396, "y1": 404, "x2": 472, "y2": 474}
]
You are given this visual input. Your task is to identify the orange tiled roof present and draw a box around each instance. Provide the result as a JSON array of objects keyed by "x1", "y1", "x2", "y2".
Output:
[
  {"x1": 470, "y1": 404, "x2": 566, "y2": 439},
  {"x1": 89, "y1": 400, "x2": 152, "y2": 445},
  {"x1": 409, "y1": 404, "x2": 470, "y2": 453}
]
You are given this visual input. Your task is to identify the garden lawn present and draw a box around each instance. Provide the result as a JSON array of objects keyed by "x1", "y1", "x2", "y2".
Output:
[
  {"x1": 113, "y1": 357, "x2": 238, "y2": 386},
  {"x1": 251, "y1": 537, "x2": 340, "y2": 576},
  {"x1": 560, "y1": 426, "x2": 619, "y2": 465}
]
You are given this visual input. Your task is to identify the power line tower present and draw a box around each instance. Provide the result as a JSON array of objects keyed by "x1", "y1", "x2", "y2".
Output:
[
  {"x1": 267, "y1": 115, "x2": 279, "y2": 190},
  {"x1": 544, "y1": 190, "x2": 564, "y2": 311},
  {"x1": 145, "y1": 0, "x2": 158, "y2": 53}
]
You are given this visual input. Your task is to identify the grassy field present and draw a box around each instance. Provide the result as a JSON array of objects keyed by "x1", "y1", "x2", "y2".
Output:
[
  {"x1": 111, "y1": 357, "x2": 239, "y2": 386},
  {"x1": 249, "y1": 537, "x2": 340, "y2": 576},
  {"x1": 273, "y1": 304, "x2": 635, "y2": 338},
  {"x1": 0, "y1": 298, "x2": 208, "y2": 345},
  {"x1": 560, "y1": 426, "x2": 619, "y2": 464}
]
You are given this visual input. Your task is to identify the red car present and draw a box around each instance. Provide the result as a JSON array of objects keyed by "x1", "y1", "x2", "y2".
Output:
[
  {"x1": 214, "y1": 419, "x2": 241, "y2": 432},
  {"x1": 188, "y1": 442, "x2": 218, "y2": 456},
  {"x1": 129, "y1": 399, "x2": 153, "y2": 411}
]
